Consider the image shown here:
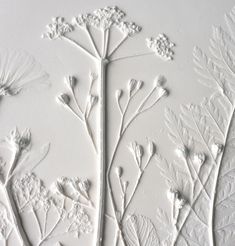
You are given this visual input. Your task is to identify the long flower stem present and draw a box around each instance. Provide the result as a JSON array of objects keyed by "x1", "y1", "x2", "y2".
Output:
[
  {"x1": 95, "y1": 59, "x2": 108, "y2": 246},
  {"x1": 85, "y1": 27, "x2": 101, "y2": 58},
  {"x1": 63, "y1": 36, "x2": 97, "y2": 61},
  {"x1": 32, "y1": 209, "x2": 42, "y2": 240},
  {"x1": 209, "y1": 108, "x2": 235, "y2": 246},
  {"x1": 110, "y1": 52, "x2": 155, "y2": 63},
  {"x1": 3, "y1": 150, "x2": 31, "y2": 246},
  {"x1": 108, "y1": 35, "x2": 128, "y2": 58}
]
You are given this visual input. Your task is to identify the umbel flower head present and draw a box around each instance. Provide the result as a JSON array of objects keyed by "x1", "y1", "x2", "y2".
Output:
[
  {"x1": 42, "y1": 17, "x2": 73, "y2": 40},
  {"x1": 72, "y1": 6, "x2": 141, "y2": 35},
  {"x1": 0, "y1": 50, "x2": 48, "y2": 98},
  {"x1": 146, "y1": 33, "x2": 175, "y2": 60}
]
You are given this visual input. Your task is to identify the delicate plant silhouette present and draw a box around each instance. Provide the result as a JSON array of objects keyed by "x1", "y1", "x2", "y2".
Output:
[
  {"x1": 0, "y1": 50, "x2": 49, "y2": 99},
  {"x1": 0, "y1": 50, "x2": 93, "y2": 246},
  {"x1": 152, "y1": 5, "x2": 235, "y2": 246},
  {"x1": 43, "y1": 6, "x2": 173, "y2": 245},
  {"x1": 0, "y1": 128, "x2": 94, "y2": 246}
]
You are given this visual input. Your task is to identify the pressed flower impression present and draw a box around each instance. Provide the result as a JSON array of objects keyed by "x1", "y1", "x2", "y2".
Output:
[{"x1": 0, "y1": 1, "x2": 235, "y2": 246}]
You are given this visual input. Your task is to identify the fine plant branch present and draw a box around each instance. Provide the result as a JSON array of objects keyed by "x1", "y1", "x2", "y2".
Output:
[
  {"x1": 110, "y1": 51, "x2": 155, "y2": 63},
  {"x1": 42, "y1": 7, "x2": 174, "y2": 246},
  {"x1": 209, "y1": 108, "x2": 235, "y2": 245},
  {"x1": 62, "y1": 36, "x2": 98, "y2": 60},
  {"x1": 121, "y1": 155, "x2": 153, "y2": 223},
  {"x1": 85, "y1": 27, "x2": 101, "y2": 58},
  {"x1": 32, "y1": 209, "x2": 43, "y2": 240},
  {"x1": 108, "y1": 35, "x2": 128, "y2": 58}
]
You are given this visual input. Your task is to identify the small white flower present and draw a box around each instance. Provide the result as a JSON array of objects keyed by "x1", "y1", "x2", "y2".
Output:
[
  {"x1": 154, "y1": 75, "x2": 166, "y2": 87},
  {"x1": 211, "y1": 143, "x2": 223, "y2": 159},
  {"x1": 64, "y1": 76, "x2": 76, "y2": 90},
  {"x1": 147, "y1": 139, "x2": 156, "y2": 156},
  {"x1": 158, "y1": 87, "x2": 168, "y2": 98},
  {"x1": 118, "y1": 21, "x2": 141, "y2": 36},
  {"x1": 56, "y1": 93, "x2": 70, "y2": 106},
  {"x1": 89, "y1": 71, "x2": 98, "y2": 82},
  {"x1": 136, "y1": 80, "x2": 143, "y2": 90},
  {"x1": 193, "y1": 152, "x2": 206, "y2": 166},
  {"x1": 115, "y1": 89, "x2": 123, "y2": 100},
  {"x1": 127, "y1": 79, "x2": 137, "y2": 96},
  {"x1": 146, "y1": 34, "x2": 175, "y2": 61},
  {"x1": 87, "y1": 95, "x2": 98, "y2": 108},
  {"x1": 129, "y1": 141, "x2": 144, "y2": 166},
  {"x1": 167, "y1": 188, "x2": 186, "y2": 209},
  {"x1": 5, "y1": 128, "x2": 31, "y2": 151},
  {"x1": 115, "y1": 166, "x2": 123, "y2": 177},
  {"x1": 175, "y1": 145, "x2": 188, "y2": 160},
  {"x1": 42, "y1": 17, "x2": 73, "y2": 40},
  {"x1": 123, "y1": 181, "x2": 129, "y2": 192}
]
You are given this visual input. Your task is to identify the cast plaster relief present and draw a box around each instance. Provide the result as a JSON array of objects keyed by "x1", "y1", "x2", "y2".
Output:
[
  {"x1": 0, "y1": 2, "x2": 235, "y2": 246},
  {"x1": 42, "y1": 6, "x2": 171, "y2": 246}
]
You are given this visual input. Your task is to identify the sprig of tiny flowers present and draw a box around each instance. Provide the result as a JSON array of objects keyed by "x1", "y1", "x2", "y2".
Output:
[
  {"x1": 115, "y1": 75, "x2": 168, "y2": 137},
  {"x1": 146, "y1": 33, "x2": 175, "y2": 61},
  {"x1": 56, "y1": 74, "x2": 98, "y2": 152},
  {"x1": 2, "y1": 128, "x2": 31, "y2": 184},
  {"x1": 115, "y1": 139, "x2": 157, "y2": 223}
]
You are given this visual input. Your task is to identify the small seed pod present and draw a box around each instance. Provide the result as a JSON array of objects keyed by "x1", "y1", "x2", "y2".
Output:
[{"x1": 56, "y1": 93, "x2": 70, "y2": 106}]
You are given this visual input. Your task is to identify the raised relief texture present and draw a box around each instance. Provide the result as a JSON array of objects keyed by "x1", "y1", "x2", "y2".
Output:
[
  {"x1": 42, "y1": 6, "x2": 172, "y2": 246},
  {"x1": 154, "y1": 5, "x2": 235, "y2": 246}
]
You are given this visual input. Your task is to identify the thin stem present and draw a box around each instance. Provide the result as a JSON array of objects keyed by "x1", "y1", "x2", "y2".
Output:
[
  {"x1": 62, "y1": 36, "x2": 97, "y2": 61},
  {"x1": 5, "y1": 148, "x2": 20, "y2": 182},
  {"x1": 85, "y1": 27, "x2": 101, "y2": 58},
  {"x1": 32, "y1": 209, "x2": 42, "y2": 240},
  {"x1": 110, "y1": 52, "x2": 155, "y2": 63},
  {"x1": 84, "y1": 116, "x2": 98, "y2": 153},
  {"x1": 71, "y1": 88, "x2": 84, "y2": 115},
  {"x1": 65, "y1": 104, "x2": 83, "y2": 121},
  {"x1": 104, "y1": 29, "x2": 110, "y2": 58},
  {"x1": 172, "y1": 164, "x2": 214, "y2": 245},
  {"x1": 121, "y1": 156, "x2": 152, "y2": 222},
  {"x1": 209, "y1": 108, "x2": 235, "y2": 246},
  {"x1": 205, "y1": 105, "x2": 224, "y2": 137},
  {"x1": 43, "y1": 210, "x2": 48, "y2": 237},
  {"x1": 108, "y1": 35, "x2": 128, "y2": 58},
  {"x1": 95, "y1": 59, "x2": 108, "y2": 246},
  {"x1": 37, "y1": 214, "x2": 61, "y2": 246},
  {"x1": 3, "y1": 184, "x2": 31, "y2": 246}
]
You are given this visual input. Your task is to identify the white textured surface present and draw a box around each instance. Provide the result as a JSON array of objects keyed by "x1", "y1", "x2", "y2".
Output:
[{"x1": 0, "y1": 0, "x2": 235, "y2": 245}]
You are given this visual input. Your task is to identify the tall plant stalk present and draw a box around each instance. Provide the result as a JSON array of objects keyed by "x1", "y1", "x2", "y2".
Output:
[{"x1": 43, "y1": 7, "x2": 174, "y2": 246}]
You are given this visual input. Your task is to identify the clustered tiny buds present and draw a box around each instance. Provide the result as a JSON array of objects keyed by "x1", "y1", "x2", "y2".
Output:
[
  {"x1": 42, "y1": 17, "x2": 73, "y2": 40},
  {"x1": 193, "y1": 152, "x2": 206, "y2": 166},
  {"x1": 118, "y1": 21, "x2": 142, "y2": 37},
  {"x1": 211, "y1": 142, "x2": 223, "y2": 160},
  {"x1": 56, "y1": 93, "x2": 70, "y2": 106},
  {"x1": 6, "y1": 128, "x2": 31, "y2": 152},
  {"x1": 175, "y1": 145, "x2": 188, "y2": 160},
  {"x1": 146, "y1": 33, "x2": 175, "y2": 61},
  {"x1": 127, "y1": 79, "x2": 143, "y2": 97}
]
